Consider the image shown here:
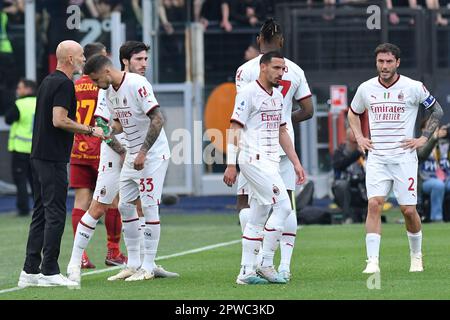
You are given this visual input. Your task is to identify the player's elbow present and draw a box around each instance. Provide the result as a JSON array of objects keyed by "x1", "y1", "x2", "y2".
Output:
[
  {"x1": 156, "y1": 113, "x2": 165, "y2": 128},
  {"x1": 304, "y1": 107, "x2": 314, "y2": 120}
]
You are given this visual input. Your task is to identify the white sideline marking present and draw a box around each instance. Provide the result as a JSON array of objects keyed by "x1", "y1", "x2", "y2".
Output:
[
  {"x1": 0, "y1": 287, "x2": 23, "y2": 294},
  {"x1": 0, "y1": 239, "x2": 241, "y2": 295}
]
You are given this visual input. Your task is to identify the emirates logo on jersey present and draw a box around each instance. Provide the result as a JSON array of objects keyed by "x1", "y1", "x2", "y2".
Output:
[{"x1": 272, "y1": 185, "x2": 280, "y2": 196}]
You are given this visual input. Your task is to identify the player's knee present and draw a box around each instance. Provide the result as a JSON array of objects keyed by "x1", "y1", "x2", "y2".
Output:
[
  {"x1": 243, "y1": 222, "x2": 264, "y2": 238},
  {"x1": 239, "y1": 208, "x2": 251, "y2": 233},
  {"x1": 273, "y1": 198, "x2": 292, "y2": 219},
  {"x1": 283, "y1": 211, "x2": 297, "y2": 234},
  {"x1": 401, "y1": 206, "x2": 417, "y2": 218},
  {"x1": 265, "y1": 200, "x2": 291, "y2": 232},
  {"x1": 247, "y1": 199, "x2": 271, "y2": 226},
  {"x1": 89, "y1": 200, "x2": 108, "y2": 219},
  {"x1": 118, "y1": 201, "x2": 137, "y2": 220},
  {"x1": 142, "y1": 205, "x2": 159, "y2": 221},
  {"x1": 368, "y1": 198, "x2": 383, "y2": 214}
]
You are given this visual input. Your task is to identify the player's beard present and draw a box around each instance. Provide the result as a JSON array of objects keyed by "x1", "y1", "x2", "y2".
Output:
[
  {"x1": 130, "y1": 65, "x2": 146, "y2": 76},
  {"x1": 378, "y1": 68, "x2": 396, "y2": 82},
  {"x1": 273, "y1": 79, "x2": 281, "y2": 88}
]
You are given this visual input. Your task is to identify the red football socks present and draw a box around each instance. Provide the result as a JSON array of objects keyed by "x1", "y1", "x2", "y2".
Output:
[{"x1": 105, "y1": 208, "x2": 122, "y2": 250}]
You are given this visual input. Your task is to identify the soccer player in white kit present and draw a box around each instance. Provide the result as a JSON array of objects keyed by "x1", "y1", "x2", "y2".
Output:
[
  {"x1": 224, "y1": 51, "x2": 306, "y2": 285},
  {"x1": 66, "y1": 42, "x2": 178, "y2": 285},
  {"x1": 348, "y1": 43, "x2": 443, "y2": 274},
  {"x1": 234, "y1": 18, "x2": 314, "y2": 282},
  {"x1": 76, "y1": 54, "x2": 177, "y2": 282}
]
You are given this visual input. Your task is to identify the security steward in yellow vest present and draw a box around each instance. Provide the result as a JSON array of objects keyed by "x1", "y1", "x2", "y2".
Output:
[{"x1": 5, "y1": 79, "x2": 37, "y2": 216}]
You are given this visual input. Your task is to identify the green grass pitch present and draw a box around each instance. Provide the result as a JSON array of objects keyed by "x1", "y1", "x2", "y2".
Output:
[{"x1": 1, "y1": 209, "x2": 450, "y2": 300}]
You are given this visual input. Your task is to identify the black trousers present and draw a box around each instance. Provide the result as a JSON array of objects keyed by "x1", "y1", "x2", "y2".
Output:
[
  {"x1": 23, "y1": 159, "x2": 68, "y2": 275},
  {"x1": 0, "y1": 52, "x2": 17, "y2": 116},
  {"x1": 332, "y1": 180, "x2": 367, "y2": 223},
  {"x1": 11, "y1": 152, "x2": 33, "y2": 215}
]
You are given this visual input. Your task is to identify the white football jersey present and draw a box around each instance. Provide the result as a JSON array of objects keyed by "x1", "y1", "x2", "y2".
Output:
[
  {"x1": 235, "y1": 54, "x2": 312, "y2": 155},
  {"x1": 351, "y1": 75, "x2": 436, "y2": 164},
  {"x1": 102, "y1": 73, "x2": 170, "y2": 162},
  {"x1": 94, "y1": 89, "x2": 126, "y2": 160},
  {"x1": 231, "y1": 80, "x2": 285, "y2": 162}
]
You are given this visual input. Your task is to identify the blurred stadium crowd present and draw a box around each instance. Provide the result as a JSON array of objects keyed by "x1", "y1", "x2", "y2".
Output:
[{"x1": 2, "y1": 0, "x2": 450, "y2": 115}]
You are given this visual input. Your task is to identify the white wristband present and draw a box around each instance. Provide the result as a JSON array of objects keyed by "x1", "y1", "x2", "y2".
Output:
[{"x1": 226, "y1": 143, "x2": 238, "y2": 165}]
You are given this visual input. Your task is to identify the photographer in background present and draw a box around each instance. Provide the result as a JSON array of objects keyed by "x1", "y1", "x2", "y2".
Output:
[
  {"x1": 332, "y1": 127, "x2": 367, "y2": 223},
  {"x1": 418, "y1": 124, "x2": 450, "y2": 222}
]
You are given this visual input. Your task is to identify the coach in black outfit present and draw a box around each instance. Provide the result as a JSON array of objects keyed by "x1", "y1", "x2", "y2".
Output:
[{"x1": 18, "y1": 40, "x2": 104, "y2": 288}]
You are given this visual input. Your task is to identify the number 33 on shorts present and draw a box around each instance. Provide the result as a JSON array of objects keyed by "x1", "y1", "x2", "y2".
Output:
[{"x1": 139, "y1": 178, "x2": 154, "y2": 192}]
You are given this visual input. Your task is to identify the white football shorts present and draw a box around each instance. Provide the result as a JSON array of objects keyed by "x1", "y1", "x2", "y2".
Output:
[
  {"x1": 237, "y1": 154, "x2": 295, "y2": 195},
  {"x1": 93, "y1": 145, "x2": 121, "y2": 205},
  {"x1": 238, "y1": 154, "x2": 288, "y2": 206},
  {"x1": 119, "y1": 157, "x2": 169, "y2": 206},
  {"x1": 366, "y1": 160, "x2": 418, "y2": 205}
]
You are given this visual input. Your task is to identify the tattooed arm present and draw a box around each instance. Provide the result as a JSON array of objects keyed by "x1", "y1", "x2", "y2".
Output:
[
  {"x1": 133, "y1": 107, "x2": 165, "y2": 170},
  {"x1": 104, "y1": 119, "x2": 126, "y2": 155},
  {"x1": 421, "y1": 101, "x2": 444, "y2": 139},
  {"x1": 401, "y1": 101, "x2": 444, "y2": 150},
  {"x1": 107, "y1": 136, "x2": 126, "y2": 155}
]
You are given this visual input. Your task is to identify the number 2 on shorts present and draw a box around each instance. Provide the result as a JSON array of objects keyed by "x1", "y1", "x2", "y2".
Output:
[{"x1": 408, "y1": 177, "x2": 415, "y2": 191}]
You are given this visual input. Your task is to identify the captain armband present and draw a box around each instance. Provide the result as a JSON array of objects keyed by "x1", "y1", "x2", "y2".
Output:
[{"x1": 226, "y1": 143, "x2": 238, "y2": 165}]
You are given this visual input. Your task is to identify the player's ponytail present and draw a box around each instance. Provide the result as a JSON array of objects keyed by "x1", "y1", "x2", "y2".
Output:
[{"x1": 259, "y1": 18, "x2": 283, "y2": 43}]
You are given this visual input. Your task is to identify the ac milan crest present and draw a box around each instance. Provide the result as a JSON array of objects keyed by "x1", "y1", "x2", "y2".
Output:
[
  {"x1": 272, "y1": 185, "x2": 280, "y2": 196},
  {"x1": 398, "y1": 91, "x2": 404, "y2": 101},
  {"x1": 123, "y1": 96, "x2": 128, "y2": 106}
]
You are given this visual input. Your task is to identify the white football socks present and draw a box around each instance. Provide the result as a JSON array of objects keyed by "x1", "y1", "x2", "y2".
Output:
[
  {"x1": 240, "y1": 223, "x2": 263, "y2": 276},
  {"x1": 119, "y1": 202, "x2": 141, "y2": 269},
  {"x1": 279, "y1": 210, "x2": 297, "y2": 272},
  {"x1": 69, "y1": 212, "x2": 98, "y2": 267},
  {"x1": 366, "y1": 233, "x2": 381, "y2": 261},
  {"x1": 141, "y1": 224, "x2": 160, "y2": 273},
  {"x1": 407, "y1": 230, "x2": 422, "y2": 255},
  {"x1": 139, "y1": 217, "x2": 145, "y2": 260},
  {"x1": 261, "y1": 226, "x2": 282, "y2": 268},
  {"x1": 141, "y1": 205, "x2": 160, "y2": 273}
]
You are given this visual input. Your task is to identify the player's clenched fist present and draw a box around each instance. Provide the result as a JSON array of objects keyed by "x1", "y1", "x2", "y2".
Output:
[
  {"x1": 223, "y1": 165, "x2": 238, "y2": 187},
  {"x1": 134, "y1": 151, "x2": 146, "y2": 170}
]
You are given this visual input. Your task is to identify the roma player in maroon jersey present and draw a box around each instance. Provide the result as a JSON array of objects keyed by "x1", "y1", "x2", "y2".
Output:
[{"x1": 70, "y1": 43, "x2": 126, "y2": 268}]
